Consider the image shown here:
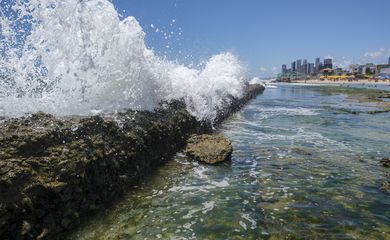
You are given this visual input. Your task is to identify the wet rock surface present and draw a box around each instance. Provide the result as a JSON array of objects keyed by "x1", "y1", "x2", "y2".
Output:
[
  {"x1": 185, "y1": 134, "x2": 233, "y2": 164},
  {"x1": 0, "y1": 84, "x2": 264, "y2": 239},
  {"x1": 380, "y1": 158, "x2": 390, "y2": 168}
]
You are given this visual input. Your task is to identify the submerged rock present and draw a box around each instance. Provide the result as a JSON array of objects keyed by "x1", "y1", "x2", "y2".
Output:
[{"x1": 185, "y1": 134, "x2": 233, "y2": 164}]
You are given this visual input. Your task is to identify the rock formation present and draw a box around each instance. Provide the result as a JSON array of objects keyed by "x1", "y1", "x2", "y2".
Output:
[{"x1": 185, "y1": 134, "x2": 233, "y2": 164}]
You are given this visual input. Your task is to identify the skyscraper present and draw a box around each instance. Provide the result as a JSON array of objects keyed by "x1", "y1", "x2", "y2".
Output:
[
  {"x1": 324, "y1": 58, "x2": 333, "y2": 69},
  {"x1": 297, "y1": 60, "x2": 302, "y2": 73},
  {"x1": 282, "y1": 64, "x2": 287, "y2": 73},
  {"x1": 388, "y1": 57, "x2": 390, "y2": 65},
  {"x1": 309, "y1": 63, "x2": 315, "y2": 75},
  {"x1": 291, "y1": 61, "x2": 296, "y2": 72},
  {"x1": 315, "y1": 58, "x2": 320, "y2": 72},
  {"x1": 303, "y1": 59, "x2": 308, "y2": 74}
]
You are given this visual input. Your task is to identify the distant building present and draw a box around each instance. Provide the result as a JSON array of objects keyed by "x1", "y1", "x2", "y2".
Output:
[
  {"x1": 388, "y1": 57, "x2": 390, "y2": 65},
  {"x1": 319, "y1": 62, "x2": 324, "y2": 71},
  {"x1": 297, "y1": 60, "x2": 302, "y2": 73},
  {"x1": 291, "y1": 61, "x2": 296, "y2": 72},
  {"x1": 349, "y1": 64, "x2": 359, "y2": 74},
  {"x1": 303, "y1": 59, "x2": 308, "y2": 74},
  {"x1": 377, "y1": 64, "x2": 390, "y2": 74},
  {"x1": 282, "y1": 64, "x2": 287, "y2": 73},
  {"x1": 314, "y1": 58, "x2": 321, "y2": 73},
  {"x1": 381, "y1": 67, "x2": 390, "y2": 74},
  {"x1": 309, "y1": 63, "x2": 315, "y2": 75},
  {"x1": 324, "y1": 58, "x2": 333, "y2": 69},
  {"x1": 360, "y1": 63, "x2": 375, "y2": 75},
  {"x1": 315, "y1": 58, "x2": 320, "y2": 72}
]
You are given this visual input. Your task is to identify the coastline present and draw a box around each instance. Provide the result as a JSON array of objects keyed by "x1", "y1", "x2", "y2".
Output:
[{"x1": 290, "y1": 79, "x2": 390, "y2": 85}]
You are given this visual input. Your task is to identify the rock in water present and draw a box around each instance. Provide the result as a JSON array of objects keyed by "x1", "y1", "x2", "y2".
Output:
[
  {"x1": 380, "y1": 158, "x2": 390, "y2": 168},
  {"x1": 185, "y1": 134, "x2": 233, "y2": 164}
]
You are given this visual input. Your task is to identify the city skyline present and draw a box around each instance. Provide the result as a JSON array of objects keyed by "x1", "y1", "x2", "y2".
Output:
[
  {"x1": 281, "y1": 57, "x2": 334, "y2": 76},
  {"x1": 278, "y1": 55, "x2": 390, "y2": 81}
]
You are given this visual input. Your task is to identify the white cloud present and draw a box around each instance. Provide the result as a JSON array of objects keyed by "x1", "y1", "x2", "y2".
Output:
[
  {"x1": 259, "y1": 67, "x2": 267, "y2": 72},
  {"x1": 364, "y1": 48, "x2": 388, "y2": 59}
]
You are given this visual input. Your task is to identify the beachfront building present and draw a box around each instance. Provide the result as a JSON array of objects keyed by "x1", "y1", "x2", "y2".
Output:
[
  {"x1": 360, "y1": 63, "x2": 376, "y2": 75},
  {"x1": 349, "y1": 64, "x2": 359, "y2": 74},
  {"x1": 377, "y1": 64, "x2": 390, "y2": 74},
  {"x1": 333, "y1": 68, "x2": 348, "y2": 76},
  {"x1": 381, "y1": 68, "x2": 390, "y2": 74},
  {"x1": 377, "y1": 65, "x2": 390, "y2": 79}
]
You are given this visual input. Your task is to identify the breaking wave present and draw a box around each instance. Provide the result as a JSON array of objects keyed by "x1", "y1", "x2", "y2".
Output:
[{"x1": 0, "y1": 0, "x2": 246, "y2": 120}]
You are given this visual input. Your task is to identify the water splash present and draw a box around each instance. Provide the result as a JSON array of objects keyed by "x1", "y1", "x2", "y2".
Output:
[{"x1": 0, "y1": 0, "x2": 245, "y2": 121}]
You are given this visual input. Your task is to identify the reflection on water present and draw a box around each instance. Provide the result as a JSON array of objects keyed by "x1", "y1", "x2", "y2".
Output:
[{"x1": 72, "y1": 85, "x2": 390, "y2": 239}]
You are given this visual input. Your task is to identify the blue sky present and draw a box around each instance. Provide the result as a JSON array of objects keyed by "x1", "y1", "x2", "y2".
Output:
[{"x1": 112, "y1": 0, "x2": 390, "y2": 77}]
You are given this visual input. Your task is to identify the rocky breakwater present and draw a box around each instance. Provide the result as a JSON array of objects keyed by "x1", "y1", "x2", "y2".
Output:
[{"x1": 0, "y1": 84, "x2": 264, "y2": 239}]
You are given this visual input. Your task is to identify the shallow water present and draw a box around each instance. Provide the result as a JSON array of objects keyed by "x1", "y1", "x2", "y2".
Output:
[{"x1": 72, "y1": 85, "x2": 390, "y2": 239}]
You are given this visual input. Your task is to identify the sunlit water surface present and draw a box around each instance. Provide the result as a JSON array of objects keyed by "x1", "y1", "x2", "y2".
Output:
[{"x1": 72, "y1": 85, "x2": 390, "y2": 239}]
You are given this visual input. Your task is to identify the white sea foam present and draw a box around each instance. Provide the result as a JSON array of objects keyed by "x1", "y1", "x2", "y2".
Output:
[
  {"x1": 201, "y1": 201, "x2": 215, "y2": 214},
  {"x1": 0, "y1": 0, "x2": 246, "y2": 121}
]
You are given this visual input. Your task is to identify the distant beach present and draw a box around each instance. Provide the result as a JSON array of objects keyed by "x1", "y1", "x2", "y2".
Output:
[{"x1": 292, "y1": 79, "x2": 390, "y2": 85}]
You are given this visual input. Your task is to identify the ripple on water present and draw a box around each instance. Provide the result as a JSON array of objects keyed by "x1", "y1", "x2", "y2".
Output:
[{"x1": 73, "y1": 85, "x2": 390, "y2": 239}]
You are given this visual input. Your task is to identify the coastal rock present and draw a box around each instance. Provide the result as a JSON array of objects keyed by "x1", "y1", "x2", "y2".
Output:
[
  {"x1": 380, "y1": 158, "x2": 390, "y2": 168},
  {"x1": 185, "y1": 134, "x2": 233, "y2": 164},
  {"x1": 380, "y1": 181, "x2": 390, "y2": 195}
]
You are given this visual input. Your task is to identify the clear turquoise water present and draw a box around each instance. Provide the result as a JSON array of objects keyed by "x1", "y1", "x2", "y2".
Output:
[{"x1": 73, "y1": 85, "x2": 390, "y2": 240}]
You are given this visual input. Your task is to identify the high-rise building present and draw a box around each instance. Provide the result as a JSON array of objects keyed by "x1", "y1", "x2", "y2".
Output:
[
  {"x1": 291, "y1": 61, "x2": 296, "y2": 72},
  {"x1": 282, "y1": 64, "x2": 287, "y2": 73},
  {"x1": 315, "y1": 58, "x2": 320, "y2": 72},
  {"x1": 324, "y1": 58, "x2": 333, "y2": 69},
  {"x1": 388, "y1": 57, "x2": 390, "y2": 65},
  {"x1": 303, "y1": 59, "x2": 308, "y2": 74},
  {"x1": 309, "y1": 63, "x2": 315, "y2": 75},
  {"x1": 297, "y1": 60, "x2": 302, "y2": 73}
]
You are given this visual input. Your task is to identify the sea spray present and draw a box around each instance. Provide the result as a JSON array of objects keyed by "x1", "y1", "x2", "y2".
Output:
[{"x1": 0, "y1": 0, "x2": 246, "y2": 121}]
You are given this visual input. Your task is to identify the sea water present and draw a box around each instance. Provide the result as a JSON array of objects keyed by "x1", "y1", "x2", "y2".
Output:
[{"x1": 72, "y1": 85, "x2": 390, "y2": 239}]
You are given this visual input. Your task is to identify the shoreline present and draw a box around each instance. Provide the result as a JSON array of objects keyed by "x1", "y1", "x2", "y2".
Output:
[{"x1": 289, "y1": 79, "x2": 390, "y2": 85}]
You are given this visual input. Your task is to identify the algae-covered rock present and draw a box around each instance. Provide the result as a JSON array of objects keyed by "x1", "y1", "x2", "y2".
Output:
[
  {"x1": 185, "y1": 134, "x2": 233, "y2": 164},
  {"x1": 0, "y1": 100, "x2": 201, "y2": 239}
]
